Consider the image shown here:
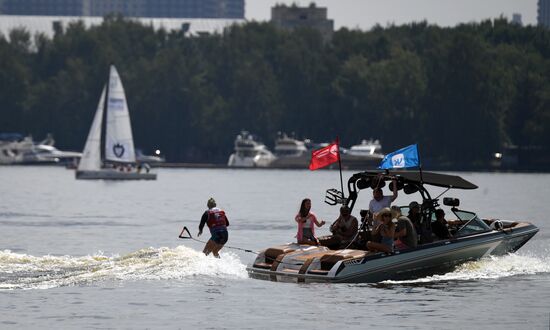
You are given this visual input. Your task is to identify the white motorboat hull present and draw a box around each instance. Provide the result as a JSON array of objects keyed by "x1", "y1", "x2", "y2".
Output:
[
  {"x1": 75, "y1": 170, "x2": 156, "y2": 180},
  {"x1": 227, "y1": 153, "x2": 256, "y2": 167}
]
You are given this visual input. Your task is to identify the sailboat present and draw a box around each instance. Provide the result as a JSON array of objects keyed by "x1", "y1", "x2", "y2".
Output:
[{"x1": 76, "y1": 65, "x2": 157, "y2": 180}]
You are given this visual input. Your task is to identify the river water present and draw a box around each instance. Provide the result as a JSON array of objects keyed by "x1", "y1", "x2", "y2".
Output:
[{"x1": 0, "y1": 166, "x2": 549, "y2": 329}]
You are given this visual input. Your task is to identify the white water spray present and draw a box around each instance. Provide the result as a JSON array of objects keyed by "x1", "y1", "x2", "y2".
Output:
[{"x1": 0, "y1": 245, "x2": 247, "y2": 290}]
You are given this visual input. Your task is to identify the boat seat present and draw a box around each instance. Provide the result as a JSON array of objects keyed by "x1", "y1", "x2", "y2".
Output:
[
  {"x1": 252, "y1": 262, "x2": 273, "y2": 269},
  {"x1": 264, "y1": 246, "x2": 295, "y2": 263},
  {"x1": 319, "y1": 250, "x2": 367, "y2": 270}
]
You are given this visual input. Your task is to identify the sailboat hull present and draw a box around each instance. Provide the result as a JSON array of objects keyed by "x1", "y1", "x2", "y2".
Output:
[{"x1": 75, "y1": 170, "x2": 156, "y2": 180}]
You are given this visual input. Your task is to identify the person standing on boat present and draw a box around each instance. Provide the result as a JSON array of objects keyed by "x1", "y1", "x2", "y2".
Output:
[
  {"x1": 368, "y1": 179, "x2": 398, "y2": 227},
  {"x1": 295, "y1": 198, "x2": 326, "y2": 245},
  {"x1": 198, "y1": 198, "x2": 229, "y2": 258}
]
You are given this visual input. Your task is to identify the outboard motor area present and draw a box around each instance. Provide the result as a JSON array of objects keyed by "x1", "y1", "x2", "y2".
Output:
[
  {"x1": 325, "y1": 189, "x2": 344, "y2": 205},
  {"x1": 443, "y1": 197, "x2": 460, "y2": 207}
]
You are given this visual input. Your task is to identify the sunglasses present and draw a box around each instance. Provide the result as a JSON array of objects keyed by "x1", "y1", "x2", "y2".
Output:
[{"x1": 382, "y1": 214, "x2": 391, "y2": 217}]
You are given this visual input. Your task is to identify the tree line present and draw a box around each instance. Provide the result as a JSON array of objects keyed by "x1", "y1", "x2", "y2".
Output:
[{"x1": 1, "y1": 16, "x2": 549, "y2": 167}]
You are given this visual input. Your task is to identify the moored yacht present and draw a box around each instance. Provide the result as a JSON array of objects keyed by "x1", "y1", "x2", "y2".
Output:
[
  {"x1": 340, "y1": 139, "x2": 384, "y2": 169},
  {"x1": 227, "y1": 131, "x2": 275, "y2": 167},
  {"x1": 247, "y1": 170, "x2": 539, "y2": 283},
  {"x1": 0, "y1": 133, "x2": 81, "y2": 165},
  {"x1": 267, "y1": 132, "x2": 311, "y2": 168}
]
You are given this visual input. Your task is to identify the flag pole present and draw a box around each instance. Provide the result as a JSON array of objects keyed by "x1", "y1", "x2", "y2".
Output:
[
  {"x1": 417, "y1": 143, "x2": 424, "y2": 185},
  {"x1": 337, "y1": 136, "x2": 345, "y2": 200}
]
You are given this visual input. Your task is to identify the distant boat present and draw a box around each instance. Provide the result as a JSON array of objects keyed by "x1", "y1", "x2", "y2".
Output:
[
  {"x1": 227, "y1": 130, "x2": 275, "y2": 167},
  {"x1": 0, "y1": 132, "x2": 81, "y2": 165},
  {"x1": 265, "y1": 132, "x2": 311, "y2": 168},
  {"x1": 340, "y1": 139, "x2": 384, "y2": 169},
  {"x1": 75, "y1": 65, "x2": 156, "y2": 180},
  {"x1": 136, "y1": 149, "x2": 165, "y2": 165},
  {"x1": 265, "y1": 134, "x2": 384, "y2": 170}
]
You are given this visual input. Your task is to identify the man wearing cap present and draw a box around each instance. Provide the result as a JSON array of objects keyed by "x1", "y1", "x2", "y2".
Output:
[
  {"x1": 331, "y1": 206, "x2": 358, "y2": 248},
  {"x1": 320, "y1": 206, "x2": 358, "y2": 249},
  {"x1": 198, "y1": 197, "x2": 229, "y2": 258},
  {"x1": 368, "y1": 179, "x2": 398, "y2": 227}
]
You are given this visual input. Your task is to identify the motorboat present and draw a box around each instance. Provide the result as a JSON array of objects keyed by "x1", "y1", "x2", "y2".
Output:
[
  {"x1": 75, "y1": 65, "x2": 156, "y2": 180},
  {"x1": 227, "y1": 131, "x2": 275, "y2": 167},
  {"x1": 247, "y1": 170, "x2": 539, "y2": 283},
  {"x1": 267, "y1": 132, "x2": 311, "y2": 168},
  {"x1": 346, "y1": 139, "x2": 383, "y2": 157},
  {"x1": 136, "y1": 149, "x2": 165, "y2": 165},
  {"x1": 340, "y1": 139, "x2": 385, "y2": 169},
  {"x1": 0, "y1": 133, "x2": 81, "y2": 165}
]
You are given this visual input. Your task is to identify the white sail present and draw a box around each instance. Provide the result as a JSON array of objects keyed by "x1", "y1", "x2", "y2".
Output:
[
  {"x1": 105, "y1": 65, "x2": 136, "y2": 163},
  {"x1": 77, "y1": 86, "x2": 106, "y2": 171}
]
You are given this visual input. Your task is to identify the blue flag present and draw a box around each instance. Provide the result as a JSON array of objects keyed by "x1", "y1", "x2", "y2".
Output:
[{"x1": 378, "y1": 144, "x2": 420, "y2": 169}]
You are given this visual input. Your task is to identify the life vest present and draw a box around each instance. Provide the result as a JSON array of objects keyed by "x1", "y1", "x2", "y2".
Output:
[{"x1": 207, "y1": 208, "x2": 227, "y2": 231}]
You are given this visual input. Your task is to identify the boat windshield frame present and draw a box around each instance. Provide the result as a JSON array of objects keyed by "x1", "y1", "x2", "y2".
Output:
[{"x1": 451, "y1": 208, "x2": 492, "y2": 237}]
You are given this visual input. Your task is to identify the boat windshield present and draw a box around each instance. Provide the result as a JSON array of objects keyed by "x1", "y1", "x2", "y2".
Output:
[{"x1": 453, "y1": 209, "x2": 491, "y2": 237}]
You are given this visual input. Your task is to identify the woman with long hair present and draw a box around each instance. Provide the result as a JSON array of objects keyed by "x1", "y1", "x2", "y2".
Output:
[{"x1": 295, "y1": 198, "x2": 325, "y2": 245}]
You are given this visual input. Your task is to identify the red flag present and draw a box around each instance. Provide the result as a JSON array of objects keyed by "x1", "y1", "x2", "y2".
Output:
[{"x1": 309, "y1": 139, "x2": 340, "y2": 170}]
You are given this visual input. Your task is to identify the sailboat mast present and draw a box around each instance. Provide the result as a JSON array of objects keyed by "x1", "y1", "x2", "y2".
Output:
[{"x1": 100, "y1": 66, "x2": 110, "y2": 165}]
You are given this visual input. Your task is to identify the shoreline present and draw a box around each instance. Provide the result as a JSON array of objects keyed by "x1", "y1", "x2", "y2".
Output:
[
  {"x1": 156, "y1": 163, "x2": 548, "y2": 173},
  {"x1": 3, "y1": 162, "x2": 548, "y2": 173}
]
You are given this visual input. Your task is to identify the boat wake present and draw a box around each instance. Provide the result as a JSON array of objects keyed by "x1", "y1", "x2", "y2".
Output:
[
  {"x1": 0, "y1": 246, "x2": 247, "y2": 290},
  {"x1": 382, "y1": 253, "x2": 550, "y2": 285}
]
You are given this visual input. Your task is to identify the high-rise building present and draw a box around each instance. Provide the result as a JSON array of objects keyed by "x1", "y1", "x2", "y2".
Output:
[
  {"x1": 271, "y1": 3, "x2": 333, "y2": 41},
  {"x1": 0, "y1": 0, "x2": 244, "y2": 19},
  {"x1": 538, "y1": 0, "x2": 550, "y2": 27},
  {"x1": 511, "y1": 13, "x2": 522, "y2": 26}
]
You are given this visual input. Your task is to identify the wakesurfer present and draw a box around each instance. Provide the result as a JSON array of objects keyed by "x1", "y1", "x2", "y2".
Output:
[{"x1": 198, "y1": 198, "x2": 229, "y2": 258}]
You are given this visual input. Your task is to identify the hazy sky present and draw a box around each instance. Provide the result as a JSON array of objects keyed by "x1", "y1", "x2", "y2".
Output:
[{"x1": 246, "y1": 0, "x2": 538, "y2": 30}]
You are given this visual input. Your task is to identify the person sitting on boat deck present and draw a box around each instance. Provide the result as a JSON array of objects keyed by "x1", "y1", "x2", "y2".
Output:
[
  {"x1": 198, "y1": 198, "x2": 229, "y2": 258},
  {"x1": 295, "y1": 198, "x2": 326, "y2": 245},
  {"x1": 368, "y1": 179, "x2": 398, "y2": 227},
  {"x1": 320, "y1": 206, "x2": 358, "y2": 249},
  {"x1": 367, "y1": 207, "x2": 396, "y2": 254},
  {"x1": 408, "y1": 201, "x2": 422, "y2": 231},
  {"x1": 431, "y1": 209, "x2": 452, "y2": 240},
  {"x1": 409, "y1": 201, "x2": 434, "y2": 244},
  {"x1": 391, "y1": 205, "x2": 418, "y2": 250}
]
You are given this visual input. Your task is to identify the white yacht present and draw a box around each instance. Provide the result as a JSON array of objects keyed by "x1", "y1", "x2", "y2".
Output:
[
  {"x1": 340, "y1": 139, "x2": 385, "y2": 169},
  {"x1": 267, "y1": 132, "x2": 311, "y2": 168},
  {"x1": 227, "y1": 131, "x2": 275, "y2": 167},
  {"x1": 346, "y1": 139, "x2": 383, "y2": 156},
  {"x1": 0, "y1": 133, "x2": 81, "y2": 165}
]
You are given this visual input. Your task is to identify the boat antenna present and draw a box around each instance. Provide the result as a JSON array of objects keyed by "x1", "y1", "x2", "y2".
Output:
[{"x1": 433, "y1": 187, "x2": 451, "y2": 200}]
